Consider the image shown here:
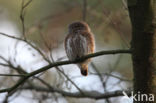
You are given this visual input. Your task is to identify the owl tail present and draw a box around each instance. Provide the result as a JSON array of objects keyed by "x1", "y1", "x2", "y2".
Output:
[{"x1": 79, "y1": 63, "x2": 88, "y2": 76}]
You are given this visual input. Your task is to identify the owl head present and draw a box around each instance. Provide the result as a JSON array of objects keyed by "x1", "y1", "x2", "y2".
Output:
[{"x1": 68, "y1": 21, "x2": 90, "y2": 34}]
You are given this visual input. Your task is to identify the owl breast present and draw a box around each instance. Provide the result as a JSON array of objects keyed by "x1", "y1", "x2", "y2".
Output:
[{"x1": 65, "y1": 33, "x2": 89, "y2": 61}]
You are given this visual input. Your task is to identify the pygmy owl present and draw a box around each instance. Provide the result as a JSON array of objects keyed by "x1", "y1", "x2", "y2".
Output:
[{"x1": 64, "y1": 21, "x2": 95, "y2": 76}]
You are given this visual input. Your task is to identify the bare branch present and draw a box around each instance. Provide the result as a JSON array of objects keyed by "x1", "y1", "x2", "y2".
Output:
[
  {"x1": 20, "y1": 0, "x2": 33, "y2": 37},
  {"x1": 0, "y1": 32, "x2": 23, "y2": 41},
  {"x1": 90, "y1": 72, "x2": 132, "y2": 82},
  {"x1": 0, "y1": 74, "x2": 26, "y2": 77},
  {"x1": 82, "y1": 0, "x2": 87, "y2": 21},
  {"x1": 57, "y1": 68, "x2": 84, "y2": 94},
  {"x1": 50, "y1": 55, "x2": 85, "y2": 95},
  {"x1": 0, "y1": 32, "x2": 49, "y2": 62},
  {"x1": 22, "y1": 0, "x2": 33, "y2": 9},
  {"x1": 0, "y1": 0, "x2": 132, "y2": 101},
  {"x1": 0, "y1": 63, "x2": 10, "y2": 67},
  {"x1": 20, "y1": 85, "x2": 131, "y2": 99},
  {"x1": 0, "y1": 49, "x2": 131, "y2": 94}
]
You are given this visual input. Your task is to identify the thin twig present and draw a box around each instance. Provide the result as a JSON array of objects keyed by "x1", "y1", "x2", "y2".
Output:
[
  {"x1": 20, "y1": 85, "x2": 131, "y2": 99},
  {"x1": 0, "y1": 74, "x2": 26, "y2": 77},
  {"x1": 82, "y1": 0, "x2": 87, "y2": 21},
  {"x1": 0, "y1": 32, "x2": 49, "y2": 62},
  {"x1": 0, "y1": 49, "x2": 131, "y2": 94},
  {"x1": 50, "y1": 53, "x2": 85, "y2": 94},
  {"x1": 90, "y1": 73, "x2": 132, "y2": 82},
  {"x1": 91, "y1": 62, "x2": 110, "y2": 103},
  {"x1": 0, "y1": 32, "x2": 85, "y2": 95},
  {"x1": 57, "y1": 67, "x2": 84, "y2": 94},
  {"x1": 0, "y1": 63, "x2": 10, "y2": 67},
  {"x1": 20, "y1": 0, "x2": 33, "y2": 38}
]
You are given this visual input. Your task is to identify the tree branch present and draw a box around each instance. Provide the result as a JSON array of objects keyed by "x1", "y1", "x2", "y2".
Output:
[
  {"x1": 20, "y1": 85, "x2": 131, "y2": 99},
  {"x1": 0, "y1": 32, "x2": 50, "y2": 62},
  {"x1": 82, "y1": 0, "x2": 87, "y2": 21},
  {"x1": 0, "y1": 49, "x2": 131, "y2": 94},
  {"x1": 0, "y1": 74, "x2": 26, "y2": 77},
  {"x1": 20, "y1": 0, "x2": 33, "y2": 38}
]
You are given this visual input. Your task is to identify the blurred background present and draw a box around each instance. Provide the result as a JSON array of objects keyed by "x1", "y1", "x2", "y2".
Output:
[{"x1": 0, "y1": 0, "x2": 133, "y2": 103}]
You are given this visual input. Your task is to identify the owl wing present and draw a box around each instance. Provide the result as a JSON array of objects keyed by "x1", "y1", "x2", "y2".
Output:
[
  {"x1": 65, "y1": 31, "x2": 94, "y2": 61},
  {"x1": 65, "y1": 34, "x2": 76, "y2": 61},
  {"x1": 82, "y1": 31, "x2": 95, "y2": 54}
]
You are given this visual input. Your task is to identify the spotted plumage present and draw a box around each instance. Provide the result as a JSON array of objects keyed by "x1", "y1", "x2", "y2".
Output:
[{"x1": 65, "y1": 21, "x2": 95, "y2": 76}]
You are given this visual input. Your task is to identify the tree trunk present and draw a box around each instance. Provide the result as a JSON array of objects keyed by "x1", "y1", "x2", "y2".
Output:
[{"x1": 127, "y1": 0, "x2": 156, "y2": 102}]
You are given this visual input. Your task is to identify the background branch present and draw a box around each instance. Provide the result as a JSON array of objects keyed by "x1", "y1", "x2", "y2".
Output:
[
  {"x1": 0, "y1": 49, "x2": 131, "y2": 94},
  {"x1": 20, "y1": 85, "x2": 131, "y2": 99}
]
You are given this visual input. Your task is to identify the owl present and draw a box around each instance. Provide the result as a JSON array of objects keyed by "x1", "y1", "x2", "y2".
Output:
[{"x1": 64, "y1": 21, "x2": 95, "y2": 76}]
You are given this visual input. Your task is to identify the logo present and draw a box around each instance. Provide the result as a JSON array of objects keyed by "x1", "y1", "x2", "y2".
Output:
[{"x1": 121, "y1": 91, "x2": 154, "y2": 102}]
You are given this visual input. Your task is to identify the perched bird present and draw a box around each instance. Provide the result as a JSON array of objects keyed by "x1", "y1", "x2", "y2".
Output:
[{"x1": 64, "y1": 21, "x2": 95, "y2": 76}]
